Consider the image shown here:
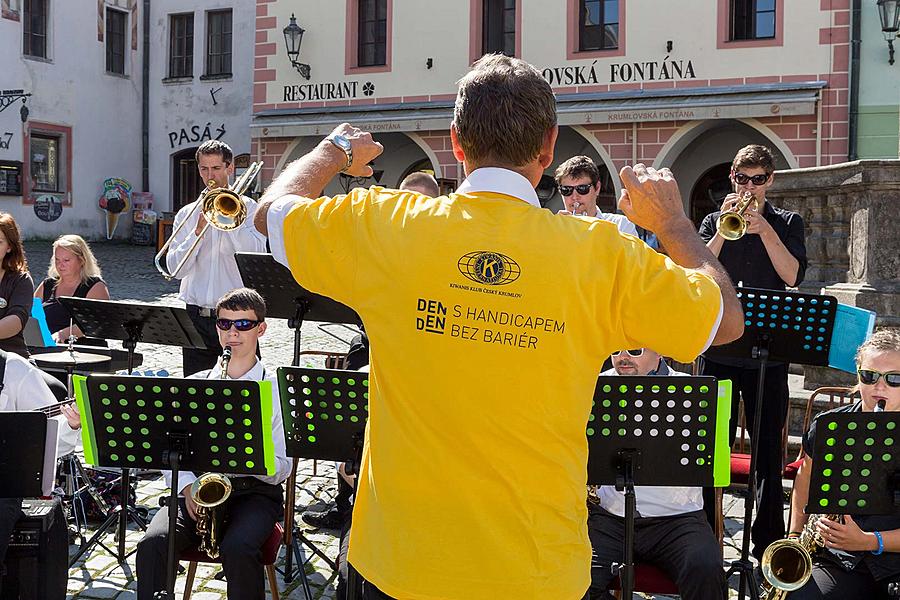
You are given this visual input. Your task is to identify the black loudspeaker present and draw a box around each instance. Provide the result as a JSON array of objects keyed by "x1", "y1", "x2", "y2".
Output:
[{"x1": 2, "y1": 498, "x2": 67, "y2": 600}]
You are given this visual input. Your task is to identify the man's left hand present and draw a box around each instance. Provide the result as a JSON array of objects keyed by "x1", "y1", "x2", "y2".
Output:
[
  {"x1": 327, "y1": 123, "x2": 384, "y2": 177},
  {"x1": 743, "y1": 206, "x2": 772, "y2": 237},
  {"x1": 60, "y1": 403, "x2": 82, "y2": 430}
]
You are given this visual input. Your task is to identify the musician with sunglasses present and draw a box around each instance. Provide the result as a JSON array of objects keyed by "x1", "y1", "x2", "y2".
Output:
[
  {"x1": 0, "y1": 348, "x2": 81, "y2": 597},
  {"x1": 697, "y1": 144, "x2": 808, "y2": 560},
  {"x1": 135, "y1": 288, "x2": 291, "y2": 600},
  {"x1": 554, "y1": 156, "x2": 639, "y2": 237},
  {"x1": 785, "y1": 330, "x2": 900, "y2": 599},
  {"x1": 586, "y1": 347, "x2": 726, "y2": 600}
]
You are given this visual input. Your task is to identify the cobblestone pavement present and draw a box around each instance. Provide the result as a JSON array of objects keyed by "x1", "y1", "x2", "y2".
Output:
[{"x1": 22, "y1": 241, "x2": 790, "y2": 599}]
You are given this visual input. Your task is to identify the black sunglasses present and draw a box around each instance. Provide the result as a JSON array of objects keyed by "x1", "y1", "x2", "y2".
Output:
[
  {"x1": 732, "y1": 172, "x2": 771, "y2": 186},
  {"x1": 857, "y1": 369, "x2": 900, "y2": 387},
  {"x1": 558, "y1": 184, "x2": 594, "y2": 197},
  {"x1": 612, "y1": 349, "x2": 644, "y2": 357},
  {"x1": 215, "y1": 318, "x2": 261, "y2": 332}
]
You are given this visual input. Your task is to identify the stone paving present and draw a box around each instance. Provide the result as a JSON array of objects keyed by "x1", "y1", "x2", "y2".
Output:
[{"x1": 22, "y1": 241, "x2": 793, "y2": 599}]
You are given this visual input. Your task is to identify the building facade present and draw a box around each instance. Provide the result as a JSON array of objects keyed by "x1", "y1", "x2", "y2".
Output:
[
  {"x1": 252, "y1": 0, "x2": 853, "y2": 223},
  {"x1": 0, "y1": 0, "x2": 143, "y2": 239},
  {"x1": 856, "y1": 0, "x2": 900, "y2": 159}
]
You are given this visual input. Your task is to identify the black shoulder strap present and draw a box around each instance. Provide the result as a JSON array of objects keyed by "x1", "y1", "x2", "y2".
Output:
[
  {"x1": 42, "y1": 278, "x2": 57, "y2": 302},
  {"x1": 0, "y1": 350, "x2": 7, "y2": 395}
]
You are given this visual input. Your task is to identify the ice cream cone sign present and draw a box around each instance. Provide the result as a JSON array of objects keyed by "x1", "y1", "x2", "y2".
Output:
[{"x1": 99, "y1": 178, "x2": 132, "y2": 239}]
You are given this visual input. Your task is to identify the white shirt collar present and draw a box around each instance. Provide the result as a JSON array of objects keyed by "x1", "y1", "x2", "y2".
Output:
[
  {"x1": 208, "y1": 358, "x2": 266, "y2": 381},
  {"x1": 454, "y1": 167, "x2": 541, "y2": 209}
]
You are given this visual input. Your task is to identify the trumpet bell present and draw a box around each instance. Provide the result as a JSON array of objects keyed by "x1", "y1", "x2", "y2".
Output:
[{"x1": 716, "y1": 212, "x2": 747, "y2": 241}]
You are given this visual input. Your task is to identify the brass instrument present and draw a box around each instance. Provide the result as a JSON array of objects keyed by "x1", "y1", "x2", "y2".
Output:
[
  {"x1": 716, "y1": 191, "x2": 758, "y2": 241},
  {"x1": 760, "y1": 513, "x2": 842, "y2": 599},
  {"x1": 191, "y1": 347, "x2": 233, "y2": 558},
  {"x1": 154, "y1": 162, "x2": 262, "y2": 281}
]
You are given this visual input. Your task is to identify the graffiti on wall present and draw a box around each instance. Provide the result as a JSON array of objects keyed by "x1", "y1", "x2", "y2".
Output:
[{"x1": 168, "y1": 122, "x2": 226, "y2": 149}]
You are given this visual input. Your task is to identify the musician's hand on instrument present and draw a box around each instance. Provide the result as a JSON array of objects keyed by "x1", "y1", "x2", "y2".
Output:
[
  {"x1": 328, "y1": 123, "x2": 384, "y2": 178},
  {"x1": 60, "y1": 403, "x2": 81, "y2": 430},
  {"x1": 182, "y1": 484, "x2": 199, "y2": 521},
  {"x1": 556, "y1": 208, "x2": 574, "y2": 216},
  {"x1": 194, "y1": 212, "x2": 208, "y2": 236},
  {"x1": 618, "y1": 164, "x2": 687, "y2": 234},
  {"x1": 744, "y1": 207, "x2": 771, "y2": 236},
  {"x1": 719, "y1": 193, "x2": 741, "y2": 213},
  {"x1": 817, "y1": 515, "x2": 875, "y2": 552}
]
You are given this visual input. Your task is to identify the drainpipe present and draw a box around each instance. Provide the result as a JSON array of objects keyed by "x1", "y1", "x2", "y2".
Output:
[
  {"x1": 142, "y1": 0, "x2": 150, "y2": 191},
  {"x1": 848, "y1": 0, "x2": 861, "y2": 161}
]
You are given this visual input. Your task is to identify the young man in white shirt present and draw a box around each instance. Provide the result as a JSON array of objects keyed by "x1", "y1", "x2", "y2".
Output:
[
  {"x1": 555, "y1": 155, "x2": 640, "y2": 237},
  {"x1": 0, "y1": 349, "x2": 80, "y2": 596},
  {"x1": 165, "y1": 141, "x2": 268, "y2": 376},
  {"x1": 588, "y1": 347, "x2": 726, "y2": 600},
  {"x1": 135, "y1": 288, "x2": 291, "y2": 600}
]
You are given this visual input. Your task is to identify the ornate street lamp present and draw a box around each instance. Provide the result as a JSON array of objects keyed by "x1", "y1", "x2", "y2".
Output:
[
  {"x1": 283, "y1": 14, "x2": 311, "y2": 80},
  {"x1": 877, "y1": 0, "x2": 900, "y2": 64}
]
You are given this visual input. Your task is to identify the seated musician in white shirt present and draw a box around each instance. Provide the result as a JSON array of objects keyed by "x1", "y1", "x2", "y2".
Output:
[
  {"x1": 587, "y1": 347, "x2": 726, "y2": 600},
  {"x1": 0, "y1": 348, "x2": 80, "y2": 597},
  {"x1": 135, "y1": 288, "x2": 291, "y2": 600}
]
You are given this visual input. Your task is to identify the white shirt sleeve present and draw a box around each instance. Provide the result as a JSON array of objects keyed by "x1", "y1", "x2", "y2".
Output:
[
  {"x1": 165, "y1": 202, "x2": 207, "y2": 278},
  {"x1": 266, "y1": 196, "x2": 300, "y2": 268}
]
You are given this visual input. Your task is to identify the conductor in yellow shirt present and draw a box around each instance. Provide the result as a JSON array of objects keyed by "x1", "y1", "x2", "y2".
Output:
[{"x1": 255, "y1": 54, "x2": 744, "y2": 600}]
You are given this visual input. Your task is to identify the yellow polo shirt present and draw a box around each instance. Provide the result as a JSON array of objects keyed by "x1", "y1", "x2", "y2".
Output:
[{"x1": 272, "y1": 178, "x2": 721, "y2": 600}]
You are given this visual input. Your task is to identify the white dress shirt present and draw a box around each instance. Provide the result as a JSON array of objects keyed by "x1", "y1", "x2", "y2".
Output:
[
  {"x1": 594, "y1": 364, "x2": 705, "y2": 517},
  {"x1": 166, "y1": 195, "x2": 268, "y2": 308},
  {"x1": 0, "y1": 350, "x2": 77, "y2": 455},
  {"x1": 163, "y1": 359, "x2": 292, "y2": 495},
  {"x1": 596, "y1": 210, "x2": 640, "y2": 237}
]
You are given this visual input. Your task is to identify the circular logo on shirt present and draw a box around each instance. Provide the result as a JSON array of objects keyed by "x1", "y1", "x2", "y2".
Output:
[
  {"x1": 457, "y1": 251, "x2": 521, "y2": 286},
  {"x1": 0, "y1": 298, "x2": 7, "y2": 309}
]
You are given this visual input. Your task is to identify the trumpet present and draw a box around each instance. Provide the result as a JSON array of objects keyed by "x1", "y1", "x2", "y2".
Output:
[
  {"x1": 716, "y1": 191, "x2": 758, "y2": 241},
  {"x1": 155, "y1": 161, "x2": 262, "y2": 281},
  {"x1": 191, "y1": 348, "x2": 233, "y2": 558}
]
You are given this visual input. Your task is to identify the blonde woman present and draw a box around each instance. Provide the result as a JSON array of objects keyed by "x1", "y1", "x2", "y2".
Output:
[{"x1": 34, "y1": 235, "x2": 110, "y2": 344}]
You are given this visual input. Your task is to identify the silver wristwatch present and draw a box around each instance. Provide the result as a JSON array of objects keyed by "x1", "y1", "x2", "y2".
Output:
[{"x1": 326, "y1": 134, "x2": 353, "y2": 172}]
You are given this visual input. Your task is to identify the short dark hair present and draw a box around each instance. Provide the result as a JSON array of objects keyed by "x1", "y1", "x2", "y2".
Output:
[
  {"x1": 196, "y1": 140, "x2": 234, "y2": 165},
  {"x1": 453, "y1": 54, "x2": 557, "y2": 167},
  {"x1": 732, "y1": 144, "x2": 776, "y2": 174},
  {"x1": 216, "y1": 287, "x2": 266, "y2": 321},
  {"x1": 399, "y1": 172, "x2": 440, "y2": 197},
  {"x1": 554, "y1": 156, "x2": 600, "y2": 186}
]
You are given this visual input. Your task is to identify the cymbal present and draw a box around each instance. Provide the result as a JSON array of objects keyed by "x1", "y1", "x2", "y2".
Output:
[{"x1": 32, "y1": 350, "x2": 111, "y2": 367}]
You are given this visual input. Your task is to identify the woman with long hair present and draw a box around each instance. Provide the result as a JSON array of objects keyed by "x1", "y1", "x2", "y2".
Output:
[
  {"x1": 0, "y1": 212, "x2": 36, "y2": 357},
  {"x1": 34, "y1": 234, "x2": 109, "y2": 343},
  {"x1": 787, "y1": 329, "x2": 900, "y2": 599}
]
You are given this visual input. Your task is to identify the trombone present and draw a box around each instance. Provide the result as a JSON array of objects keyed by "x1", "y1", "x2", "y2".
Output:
[{"x1": 154, "y1": 161, "x2": 262, "y2": 281}]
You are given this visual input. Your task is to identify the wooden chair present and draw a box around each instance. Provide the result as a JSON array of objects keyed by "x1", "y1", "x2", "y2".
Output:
[{"x1": 180, "y1": 521, "x2": 283, "y2": 599}]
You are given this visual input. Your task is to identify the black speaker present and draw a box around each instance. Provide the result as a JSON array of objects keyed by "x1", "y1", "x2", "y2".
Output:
[{"x1": 2, "y1": 498, "x2": 67, "y2": 600}]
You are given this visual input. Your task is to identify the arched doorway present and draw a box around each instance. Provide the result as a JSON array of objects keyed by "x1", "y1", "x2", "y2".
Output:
[
  {"x1": 545, "y1": 126, "x2": 615, "y2": 214},
  {"x1": 690, "y1": 163, "x2": 732, "y2": 226},
  {"x1": 172, "y1": 147, "x2": 202, "y2": 212}
]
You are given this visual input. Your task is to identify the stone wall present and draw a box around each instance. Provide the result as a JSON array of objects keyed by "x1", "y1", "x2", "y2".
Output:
[{"x1": 767, "y1": 159, "x2": 900, "y2": 388}]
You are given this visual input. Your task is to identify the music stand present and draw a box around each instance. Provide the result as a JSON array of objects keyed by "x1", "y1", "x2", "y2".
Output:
[
  {"x1": 72, "y1": 374, "x2": 276, "y2": 599},
  {"x1": 807, "y1": 411, "x2": 900, "y2": 515},
  {"x1": 278, "y1": 366, "x2": 369, "y2": 600},
  {"x1": 58, "y1": 298, "x2": 207, "y2": 567},
  {"x1": 587, "y1": 376, "x2": 732, "y2": 599},
  {"x1": 237, "y1": 251, "x2": 361, "y2": 582},
  {"x1": 0, "y1": 412, "x2": 50, "y2": 498},
  {"x1": 706, "y1": 288, "x2": 838, "y2": 600}
]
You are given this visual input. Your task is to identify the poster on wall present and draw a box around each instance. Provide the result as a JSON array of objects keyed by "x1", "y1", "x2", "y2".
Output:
[
  {"x1": 34, "y1": 194, "x2": 63, "y2": 222},
  {"x1": 99, "y1": 177, "x2": 132, "y2": 239}
]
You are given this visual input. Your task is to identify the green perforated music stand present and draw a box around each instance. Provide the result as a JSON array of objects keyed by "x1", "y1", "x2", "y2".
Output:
[
  {"x1": 278, "y1": 366, "x2": 369, "y2": 600},
  {"x1": 72, "y1": 374, "x2": 276, "y2": 598},
  {"x1": 587, "y1": 376, "x2": 732, "y2": 599},
  {"x1": 808, "y1": 412, "x2": 900, "y2": 515}
]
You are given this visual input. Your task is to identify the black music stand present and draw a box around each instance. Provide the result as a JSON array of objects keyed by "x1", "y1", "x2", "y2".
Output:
[
  {"x1": 237, "y1": 251, "x2": 361, "y2": 582},
  {"x1": 72, "y1": 374, "x2": 276, "y2": 599},
  {"x1": 278, "y1": 366, "x2": 369, "y2": 600},
  {"x1": 588, "y1": 376, "x2": 732, "y2": 599},
  {"x1": 706, "y1": 288, "x2": 838, "y2": 600},
  {"x1": 58, "y1": 298, "x2": 207, "y2": 567},
  {"x1": 807, "y1": 412, "x2": 900, "y2": 515},
  {"x1": 0, "y1": 413, "x2": 50, "y2": 498}
]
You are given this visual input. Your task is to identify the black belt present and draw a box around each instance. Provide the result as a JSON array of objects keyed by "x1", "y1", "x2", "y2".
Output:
[{"x1": 187, "y1": 305, "x2": 215, "y2": 318}]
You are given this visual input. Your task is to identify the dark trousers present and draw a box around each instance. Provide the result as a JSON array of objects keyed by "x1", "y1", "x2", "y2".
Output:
[
  {"x1": 586, "y1": 506, "x2": 726, "y2": 600},
  {"x1": 0, "y1": 498, "x2": 23, "y2": 597},
  {"x1": 790, "y1": 558, "x2": 896, "y2": 600},
  {"x1": 358, "y1": 574, "x2": 396, "y2": 600},
  {"x1": 183, "y1": 306, "x2": 222, "y2": 376},
  {"x1": 135, "y1": 485, "x2": 282, "y2": 600},
  {"x1": 702, "y1": 360, "x2": 789, "y2": 560}
]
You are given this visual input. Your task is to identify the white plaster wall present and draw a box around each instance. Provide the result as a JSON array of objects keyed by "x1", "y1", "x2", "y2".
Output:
[
  {"x1": 148, "y1": 0, "x2": 255, "y2": 214},
  {"x1": 0, "y1": 0, "x2": 142, "y2": 240},
  {"x1": 263, "y1": 0, "x2": 837, "y2": 103}
]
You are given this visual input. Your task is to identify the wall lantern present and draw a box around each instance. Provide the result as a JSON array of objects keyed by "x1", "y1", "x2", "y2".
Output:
[
  {"x1": 0, "y1": 90, "x2": 31, "y2": 122},
  {"x1": 877, "y1": 0, "x2": 900, "y2": 64},
  {"x1": 283, "y1": 14, "x2": 311, "y2": 80}
]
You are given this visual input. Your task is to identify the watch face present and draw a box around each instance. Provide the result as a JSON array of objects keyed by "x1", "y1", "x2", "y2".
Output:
[{"x1": 333, "y1": 135, "x2": 352, "y2": 151}]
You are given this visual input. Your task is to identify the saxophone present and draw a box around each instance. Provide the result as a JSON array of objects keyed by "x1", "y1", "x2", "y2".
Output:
[
  {"x1": 191, "y1": 347, "x2": 233, "y2": 558},
  {"x1": 760, "y1": 513, "x2": 843, "y2": 599}
]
